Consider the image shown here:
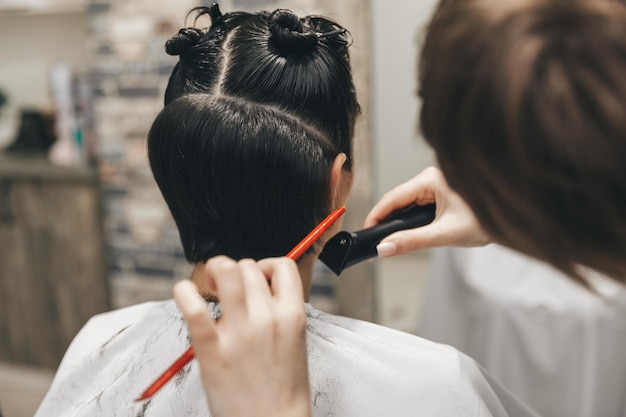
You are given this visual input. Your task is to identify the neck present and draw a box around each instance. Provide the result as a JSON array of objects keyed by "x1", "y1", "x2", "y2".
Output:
[{"x1": 190, "y1": 254, "x2": 315, "y2": 302}]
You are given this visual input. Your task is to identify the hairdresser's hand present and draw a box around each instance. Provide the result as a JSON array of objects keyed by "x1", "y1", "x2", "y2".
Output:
[
  {"x1": 364, "y1": 167, "x2": 490, "y2": 256},
  {"x1": 173, "y1": 256, "x2": 311, "y2": 417}
]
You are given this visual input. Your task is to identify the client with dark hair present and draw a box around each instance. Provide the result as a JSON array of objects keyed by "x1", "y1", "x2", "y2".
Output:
[
  {"x1": 34, "y1": 94, "x2": 348, "y2": 416},
  {"x1": 154, "y1": 4, "x2": 360, "y2": 295},
  {"x1": 35, "y1": 94, "x2": 535, "y2": 417}
]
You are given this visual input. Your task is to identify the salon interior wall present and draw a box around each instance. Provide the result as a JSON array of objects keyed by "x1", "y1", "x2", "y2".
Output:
[{"x1": 369, "y1": 0, "x2": 438, "y2": 333}]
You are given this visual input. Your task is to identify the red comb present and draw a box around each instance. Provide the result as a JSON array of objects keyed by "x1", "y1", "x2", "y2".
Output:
[{"x1": 135, "y1": 207, "x2": 346, "y2": 401}]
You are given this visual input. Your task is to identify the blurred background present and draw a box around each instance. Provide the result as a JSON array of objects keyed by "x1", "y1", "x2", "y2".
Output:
[{"x1": 0, "y1": 0, "x2": 438, "y2": 415}]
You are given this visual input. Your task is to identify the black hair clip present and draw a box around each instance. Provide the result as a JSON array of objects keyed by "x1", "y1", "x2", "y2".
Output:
[
  {"x1": 315, "y1": 28, "x2": 347, "y2": 38},
  {"x1": 209, "y1": 3, "x2": 223, "y2": 24}
]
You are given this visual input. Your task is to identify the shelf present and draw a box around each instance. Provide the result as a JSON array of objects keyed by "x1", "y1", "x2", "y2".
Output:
[
  {"x1": 0, "y1": 4, "x2": 85, "y2": 17},
  {"x1": 0, "y1": 154, "x2": 97, "y2": 184}
]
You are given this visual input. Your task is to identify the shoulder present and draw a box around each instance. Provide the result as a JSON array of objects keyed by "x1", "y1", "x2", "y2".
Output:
[
  {"x1": 305, "y1": 303, "x2": 460, "y2": 355},
  {"x1": 35, "y1": 300, "x2": 190, "y2": 417},
  {"x1": 57, "y1": 300, "x2": 177, "y2": 374},
  {"x1": 85, "y1": 300, "x2": 168, "y2": 328},
  {"x1": 305, "y1": 304, "x2": 468, "y2": 373},
  {"x1": 304, "y1": 305, "x2": 534, "y2": 417}
]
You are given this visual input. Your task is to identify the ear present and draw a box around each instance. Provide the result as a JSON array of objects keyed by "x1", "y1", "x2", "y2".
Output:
[{"x1": 330, "y1": 153, "x2": 352, "y2": 206}]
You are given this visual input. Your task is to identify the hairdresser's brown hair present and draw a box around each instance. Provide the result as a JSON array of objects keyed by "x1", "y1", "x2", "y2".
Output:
[{"x1": 420, "y1": 0, "x2": 626, "y2": 285}]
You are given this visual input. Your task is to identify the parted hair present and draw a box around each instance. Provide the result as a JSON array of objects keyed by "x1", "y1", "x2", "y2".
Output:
[
  {"x1": 164, "y1": 4, "x2": 359, "y2": 170},
  {"x1": 420, "y1": 0, "x2": 626, "y2": 285},
  {"x1": 148, "y1": 94, "x2": 339, "y2": 263}
]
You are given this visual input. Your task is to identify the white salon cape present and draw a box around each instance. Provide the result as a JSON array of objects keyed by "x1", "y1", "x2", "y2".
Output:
[
  {"x1": 35, "y1": 299, "x2": 538, "y2": 417},
  {"x1": 420, "y1": 245, "x2": 626, "y2": 417}
]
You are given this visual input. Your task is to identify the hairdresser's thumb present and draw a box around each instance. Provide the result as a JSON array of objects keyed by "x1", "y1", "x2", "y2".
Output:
[
  {"x1": 376, "y1": 241, "x2": 399, "y2": 257},
  {"x1": 376, "y1": 227, "x2": 440, "y2": 257}
]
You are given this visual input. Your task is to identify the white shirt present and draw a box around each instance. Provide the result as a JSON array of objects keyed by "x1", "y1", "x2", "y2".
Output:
[
  {"x1": 420, "y1": 245, "x2": 626, "y2": 417},
  {"x1": 36, "y1": 299, "x2": 537, "y2": 417}
]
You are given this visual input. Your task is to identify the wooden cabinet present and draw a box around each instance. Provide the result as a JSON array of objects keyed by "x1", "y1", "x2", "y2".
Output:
[{"x1": 0, "y1": 155, "x2": 110, "y2": 369}]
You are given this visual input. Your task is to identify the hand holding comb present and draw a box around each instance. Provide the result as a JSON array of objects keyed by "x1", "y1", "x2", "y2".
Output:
[{"x1": 135, "y1": 206, "x2": 346, "y2": 401}]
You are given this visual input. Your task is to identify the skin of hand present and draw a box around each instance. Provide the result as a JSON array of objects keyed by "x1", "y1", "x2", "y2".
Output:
[
  {"x1": 364, "y1": 166, "x2": 491, "y2": 257},
  {"x1": 173, "y1": 256, "x2": 312, "y2": 417}
]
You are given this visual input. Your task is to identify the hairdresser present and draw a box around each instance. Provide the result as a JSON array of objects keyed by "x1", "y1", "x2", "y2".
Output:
[{"x1": 175, "y1": 0, "x2": 626, "y2": 416}]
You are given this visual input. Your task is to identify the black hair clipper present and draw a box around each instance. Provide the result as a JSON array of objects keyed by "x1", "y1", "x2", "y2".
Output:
[{"x1": 318, "y1": 204, "x2": 436, "y2": 276}]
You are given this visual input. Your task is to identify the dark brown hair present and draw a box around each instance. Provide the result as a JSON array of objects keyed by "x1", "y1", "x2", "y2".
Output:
[
  {"x1": 148, "y1": 94, "x2": 339, "y2": 263},
  {"x1": 420, "y1": 0, "x2": 626, "y2": 285},
  {"x1": 164, "y1": 5, "x2": 359, "y2": 170}
]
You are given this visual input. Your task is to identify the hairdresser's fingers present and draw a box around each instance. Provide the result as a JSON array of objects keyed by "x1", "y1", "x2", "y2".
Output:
[
  {"x1": 376, "y1": 219, "x2": 486, "y2": 257},
  {"x1": 364, "y1": 167, "x2": 490, "y2": 256},
  {"x1": 184, "y1": 257, "x2": 311, "y2": 417},
  {"x1": 257, "y1": 257, "x2": 304, "y2": 304},
  {"x1": 173, "y1": 280, "x2": 218, "y2": 354},
  {"x1": 256, "y1": 257, "x2": 306, "y2": 338},
  {"x1": 256, "y1": 257, "x2": 307, "y2": 359},
  {"x1": 364, "y1": 167, "x2": 442, "y2": 228},
  {"x1": 204, "y1": 256, "x2": 248, "y2": 324},
  {"x1": 237, "y1": 258, "x2": 273, "y2": 315},
  {"x1": 375, "y1": 190, "x2": 490, "y2": 256}
]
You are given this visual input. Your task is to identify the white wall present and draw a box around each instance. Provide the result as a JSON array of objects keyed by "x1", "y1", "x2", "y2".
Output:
[
  {"x1": 369, "y1": 0, "x2": 438, "y2": 332},
  {"x1": 370, "y1": 0, "x2": 438, "y2": 197},
  {"x1": 0, "y1": 10, "x2": 88, "y2": 147},
  {"x1": 0, "y1": 11, "x2": 88, "y2": 106}
]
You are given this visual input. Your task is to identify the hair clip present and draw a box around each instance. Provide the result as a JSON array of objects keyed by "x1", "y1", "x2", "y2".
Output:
[
  {"x1": 315, "y1": 28, "x2": 347, "y2": 38},
  {"x1": 209, "y1": 3, "x2": 223, "y2": 24}
]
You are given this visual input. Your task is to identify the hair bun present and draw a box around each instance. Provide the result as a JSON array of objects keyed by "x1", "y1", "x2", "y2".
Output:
[
  {"x1": 269, "y1": 9, "x2": 318, "y2": 52},
  {"x1": 165, "y1": 28, "x2": 203, "y2": 56}
]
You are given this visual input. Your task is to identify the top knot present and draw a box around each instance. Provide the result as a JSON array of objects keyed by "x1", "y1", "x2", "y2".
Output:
[
  {"x1": 165, "y1": 28, "x2": 203, "y2": 56},
  {"x1": 269, "y1": 9, "x2": 318, "y2": 52}
]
